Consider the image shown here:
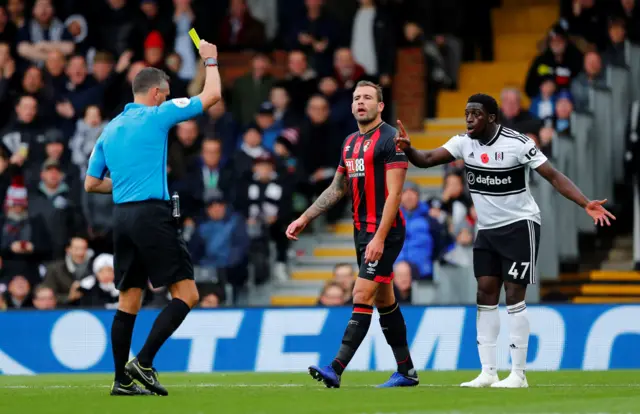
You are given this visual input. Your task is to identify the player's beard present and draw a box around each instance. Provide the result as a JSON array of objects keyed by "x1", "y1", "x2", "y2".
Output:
[{"x1": 356, "y1": 109, "x2": 377, "y2": 125}]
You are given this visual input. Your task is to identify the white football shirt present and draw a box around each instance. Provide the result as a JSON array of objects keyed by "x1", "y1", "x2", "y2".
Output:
[{"x1": 442, "y1": 126, "x2": 548, "y2": 230}]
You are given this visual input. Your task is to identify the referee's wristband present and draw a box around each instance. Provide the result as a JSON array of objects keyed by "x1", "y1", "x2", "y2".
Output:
[{"x1": 203, "y1": 58, "x2": 218, "y2": 67}]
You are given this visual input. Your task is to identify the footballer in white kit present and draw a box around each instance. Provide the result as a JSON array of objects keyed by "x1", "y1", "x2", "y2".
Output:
[{"x1": 394, "y1": 94, "x2": 615, "y2": 389}]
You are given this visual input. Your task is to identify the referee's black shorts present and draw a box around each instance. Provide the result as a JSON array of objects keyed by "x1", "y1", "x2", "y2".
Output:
[{"x1": 113, "y1": 200, "x2": 194, "y2": 291}]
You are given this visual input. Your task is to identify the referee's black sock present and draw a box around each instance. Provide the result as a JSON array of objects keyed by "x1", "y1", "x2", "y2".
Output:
[
  {"x1": 330, "y1": 304, "x2": 373, "y2": 375},
  {"x1": 111, "y1": 309, "x2": 137, "y2": 383},
  {"x1": 378, "y1": 302, "x2": 416, "y2": 377},
  {"x1": 137, "y1": 298, "x2": 191, "y2": 367}
]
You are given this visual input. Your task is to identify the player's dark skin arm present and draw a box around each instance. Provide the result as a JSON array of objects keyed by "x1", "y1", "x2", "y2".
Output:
[
  {"x1": 403, "y1": 146, "x2": 455, "y2": 168},
  {"x1": 536, "y1": 161, "x2": 616, "y2": 226},
  {"x1": 302, "y1": 171, "x2": 348, "y2": 223}
]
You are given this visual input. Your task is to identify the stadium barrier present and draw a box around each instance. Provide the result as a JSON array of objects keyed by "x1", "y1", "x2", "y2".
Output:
[{"x1": 1, "y1": 305, "x2": 639, "y2": 375}]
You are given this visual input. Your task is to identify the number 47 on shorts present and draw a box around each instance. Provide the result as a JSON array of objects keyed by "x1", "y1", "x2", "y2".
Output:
[{"x1": 508, "y1": 262, "x2": 530, "y2": 279}]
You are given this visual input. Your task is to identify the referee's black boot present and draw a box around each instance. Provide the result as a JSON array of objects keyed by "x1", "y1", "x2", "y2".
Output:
[
  {"x1": 110, "y1": 380, "x2": 153, "y2": 396},
  {"x1": 124, "y1": 357, "x2": 168, "y2": 396}
]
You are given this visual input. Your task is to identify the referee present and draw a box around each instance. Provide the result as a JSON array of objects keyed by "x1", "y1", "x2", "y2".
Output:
[{"x1": 85, "y1": 40, "x2": 221, "y2": 396}]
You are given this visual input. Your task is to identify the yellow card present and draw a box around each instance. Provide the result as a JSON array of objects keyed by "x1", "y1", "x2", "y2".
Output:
[{"x1": 188, "y1": 28, "x2": 200, "y2": 49}]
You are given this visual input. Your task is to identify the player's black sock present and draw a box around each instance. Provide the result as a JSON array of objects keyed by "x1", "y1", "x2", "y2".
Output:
[
  {"x1": 137, "y1": 298, "x2": 191, "y2": 367},
  {"x1": 331, "y1": 304, "x2": 373, "y2": 375},
  {"x1": 111, "y1": 309, "x2": 137, "y2": 382},
  {"x1": 379, "y1": 302, "x2": 416, "y2": 377}
]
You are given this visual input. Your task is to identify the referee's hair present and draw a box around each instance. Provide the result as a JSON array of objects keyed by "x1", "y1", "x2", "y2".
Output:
[
  {"x1": 467, "y1": 93, "x2": 498, "y2": 116},
  {"x1": 132, "y1": 67, "x2": 170, "y2": 95}
]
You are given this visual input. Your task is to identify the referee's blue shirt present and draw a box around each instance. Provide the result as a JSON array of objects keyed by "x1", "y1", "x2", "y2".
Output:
[{"x1": 86, "y1": 96, "x2": 203, "y2": 204}]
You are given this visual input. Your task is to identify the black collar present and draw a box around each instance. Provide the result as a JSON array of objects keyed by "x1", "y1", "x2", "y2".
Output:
[{"x1": 479, "y1": 125, "x2": 502, "y2": 146}]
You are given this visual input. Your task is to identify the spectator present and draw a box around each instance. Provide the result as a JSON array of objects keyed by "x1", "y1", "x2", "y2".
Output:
[
  {"x1": 254, "y1": 101, "x2": 282, "y2": 151},
  {"x1": 16, "y1": 0, "x2": 74, "y2": 67},
  {"x1": 179, "y1": 138, "x2": 232, "y2": 220},
  {"x1": 563, "y1": 0, "x2": 608, "y2": 50},
  {"x1": 611, "y1": 0, "x2": 640, "y2": 44},
  {"x1": 32, "y1": 284, "x2": 56, "y2": 309},
  {"x1": 393, "y1": 261, "x2": 413, "y2": 304},
  {"x1": 198, "y1": 283, "x2": 226, "y2": 308},
  {"x1": 189, "y1": 191, "x2": 250, "y2": 304},
  {"x1": 142, "y1": 281, "x2": 171, "y2": 308},
  {"x1": 281, "y1": 50, "x2": 318, "y2": 118},
  {"x1": 0, "y1": 177, "x2": 51, "y2": 285},
  {"x1": 269, "y1": 83, "x2": 301, "y2": 129},
  {"x1": 442, "y1": 204, "x2": 476, "y2": 268},
  {"x1": 18, "y1": 65, "x2": 55, "y2": 123},
  {"x1": 300, "y1": 95, "x2": 345, "y2": 224},
  {"x1": 143, "y1": 30, "x2": 166, "y2": 69},
  {"x1": 524, "y1": 24, "x2": 583, "y2": 99},
  {"x1": 28, "y1": 159, "x2": 84, "y2": 259},
  {"x1": 231, "y1": 126, "x2": 268, "y2": 182},
  {"x1": 333, "y1": 48, "x2": 369, "y2": 91},
  {"x1": 42, "y1": 236, "x2": 93, "y2": 304},
  {"x1": 69, "y1": 105, "x2": 107, "y2": 179},
  {"x1": 287, "y1": 0, "x2": 339, "y2": 77},
  {"x1": 332, "y1": 262, "x2": 354, "y2": 303},
  {"x1": 231, "y1": 53, "x2": 275, "y2": 127},
  {"x1": 43, "y1": 50, "x2": 66, "y2": 98},
  {"x1": 317, "y1": 280, "x2": 347, "y2": 306},
  {"x1": 82, "y1": 185, "x2": 114, "y2": 256},
  {"x1": 347, "y1": 0, "x2": 395, "y2": 89},
  {"x1": 246, "y1": 0, "x2": 278, "y2": 42},
  {"x1": 1, "y1": 96, "x2": 43, "y2": 163},
  {"x1": 168, "y1": 119, "x2": 202, "y2": 180},
  {"x1": 235, "y1": 153, "x2": 291, "y2": 283},
  {"x1": 64, "y1": 14, "x2": 92, "y2": 58},
  {"x1": 571, "y1": 51, "x2": 606, "y2": 112},
  {"x1": 132, "y1": 0, "x2": 174, "y2": 63},
  {"x1": 218, "y1": 0, "x2": 266, "y2": 50},
  {"x1": 499, "y1": 88, "x2": 541, "y2": 135},
  {"x1": 529, "y1": 76, "x2": 557, "y2": 124},
  {"x1": 91, "y1": 0, "x2": 136, "y2": 57},
  {"x1": 318, "y1": 75, "x2": 356, "y2": 137},
  {"x1": 2, "y1": 274, "x2": 32, "y2": 309},
  {"x1": 198, "y1": 98, "x2": 239, "y2": 163},
  {"x1": 274, "y1": 128, "x2": 305, "y2": 195},
  {"x1": 0, "y1": 42, "x2": 16, "y2": 112},
  {"x1": 77, "y1": 253, "x2": 118, "y2": 308},
  {"x1": 460, "y1": 0, "x2": 497, "y2": 61},
  {"x1": 554, "y1": 90, "x2": 574, "y2": 136},
  {"x1": 602, "y1": 16, "x2": 630, "y2": 67},
  {"x1": 7, "y1": 0, "x2": 25, "y2": 30},
  {"x1": 172, "y1": 0, "x2": 197, "y2": 81},
  {"x1": 396, "y1": 181, "x2": 436, "y2": 280}
]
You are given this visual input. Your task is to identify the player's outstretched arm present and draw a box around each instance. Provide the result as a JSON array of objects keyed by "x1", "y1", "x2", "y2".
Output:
[
  {"x1": 394, "y1": 120, "x2": 455, "y2": 168},
  {"x1": 535, "y1": 161, "x2": 616, "y2": 226},
  {"x1": 286, "y1": 171, "x2": 348, "y2": 240}
]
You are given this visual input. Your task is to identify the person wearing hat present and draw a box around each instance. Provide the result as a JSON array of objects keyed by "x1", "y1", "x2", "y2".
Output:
[
  {"x1": 77, "y1": 253, "x2": 119, "y2": 308},
  {"x1": 188, "y1": 190, "x2": 249, "y2": 304},
  {"x1": 0, "y1": 176, "x2": 51, "y2": 286},
  {"x1": 28, "y1": 158, "x2": 83, "y2": 259},
  {"x1": 524, "y1": 23, "x2": 583, "y2": 99},
  {"x1": 254, "y1": 101, "x2": 283, "y2": 151}
]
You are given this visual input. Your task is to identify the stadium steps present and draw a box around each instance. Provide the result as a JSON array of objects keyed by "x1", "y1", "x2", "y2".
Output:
[{"x1": 540, "y1": 270, "x2": 640, "y2": 303}]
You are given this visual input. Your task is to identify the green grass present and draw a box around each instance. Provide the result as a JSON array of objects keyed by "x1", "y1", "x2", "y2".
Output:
[{"x1": 1, "y1": 371, "x2": 639, "y2": 414}]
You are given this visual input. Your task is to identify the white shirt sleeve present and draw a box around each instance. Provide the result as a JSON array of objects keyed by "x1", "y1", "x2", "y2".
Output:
[
  {"x1": 518, "y1": 139, "x2": 547, "y2": 169},
  {"x1": 442, "y1": 134, "x2": 465, "y2": 160}
]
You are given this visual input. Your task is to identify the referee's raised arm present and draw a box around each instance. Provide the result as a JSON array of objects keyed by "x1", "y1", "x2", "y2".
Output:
[{"x1": 194, "y1": 40, "x2": 222, "y2": 110}]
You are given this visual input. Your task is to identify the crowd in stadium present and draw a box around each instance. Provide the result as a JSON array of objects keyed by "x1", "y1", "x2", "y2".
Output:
[{"x1": 0, "y1": 0, "x2": 637, "y2": 310}]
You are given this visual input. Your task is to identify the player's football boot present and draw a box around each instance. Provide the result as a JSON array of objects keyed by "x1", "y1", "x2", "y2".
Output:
[
  {"x1": 376, "y1": 372, "x2": 419, "y2": 388},
  {"x1": 110, "y1": 380, "x2": 153, "y2": 396},
  {"x1": 124, "y1": 357, "x2": 168, "y2": 396},
  {"x1": 460, "y1": 371, "x2": 500, "y2": 388},
  {"x1": 491, "y1": 372, "x2": 528, "y2": 388},
  {"x1": 308, "y1": 364, "x2": 341, "y2": 388}
]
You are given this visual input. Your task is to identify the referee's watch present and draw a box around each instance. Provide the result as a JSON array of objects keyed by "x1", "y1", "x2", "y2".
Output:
[{"x1": 203, "y1": 58, "x2": 218, "y2": 67}]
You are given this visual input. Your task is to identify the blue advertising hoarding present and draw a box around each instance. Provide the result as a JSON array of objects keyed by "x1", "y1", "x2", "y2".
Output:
[{"x1": 1, "y1": 305, "x2": 639, "y2": 375}]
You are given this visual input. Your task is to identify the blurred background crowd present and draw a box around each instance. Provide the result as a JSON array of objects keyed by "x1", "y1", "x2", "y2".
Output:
[{"x1": 0, "y1": 0, "x2": 637, "y2": 311}]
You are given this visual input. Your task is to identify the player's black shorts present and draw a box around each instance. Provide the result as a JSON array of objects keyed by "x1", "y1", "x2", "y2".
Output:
[
  {"x1": 113, "y1": 200, "x2": 194, "y2": 291},
  {"x1": 473, "y1": 219, "x2": 540, "y2": 285},
  {"x1": 354, "y1": 229, "x2": 405, "y2": 284}
]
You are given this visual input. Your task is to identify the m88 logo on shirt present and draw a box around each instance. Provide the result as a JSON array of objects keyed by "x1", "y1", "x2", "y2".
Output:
[{"x1": 345, "y1": 158, "x2": 365, "y2": 177}]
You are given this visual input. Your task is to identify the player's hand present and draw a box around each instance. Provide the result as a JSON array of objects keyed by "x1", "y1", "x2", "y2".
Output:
[
  {"x1": 585, "y1": 199, "x2": 616, "y2": 226},
  {"x1": 394, "y1": 120, "x2": 411, "y2": 151},
  {"x1": 198, "y1": 40, "x2": 218, "y2": 60},
  {"x1": 364, "y1": 236, "x2": 384, "y2": 264},
  {"x1": 286, "y1": 216, "x2": 309, "y2": 241}
]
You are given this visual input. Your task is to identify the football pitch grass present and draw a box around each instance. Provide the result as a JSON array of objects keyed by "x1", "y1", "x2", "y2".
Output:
[{"x1": 1, "y1": 371, "x2": 639, "y2": 414}]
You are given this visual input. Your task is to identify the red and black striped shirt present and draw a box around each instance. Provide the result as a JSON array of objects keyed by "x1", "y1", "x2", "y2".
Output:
[{"x1": 337, "y1": 122, "x2": 408, "y2": 234}]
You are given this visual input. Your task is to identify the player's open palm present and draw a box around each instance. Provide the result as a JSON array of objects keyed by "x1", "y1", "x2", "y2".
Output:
[
  {"x1": 394, "y1": 120, "x2": 411, "y2": 151},
  {"x1": 286, "y1": 217, "x2": 308, "y2": 241},
  {"x1": 585, "y1": 199, "x2": 616, "y2": 226}
]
